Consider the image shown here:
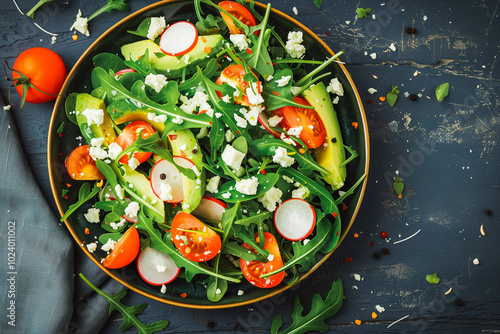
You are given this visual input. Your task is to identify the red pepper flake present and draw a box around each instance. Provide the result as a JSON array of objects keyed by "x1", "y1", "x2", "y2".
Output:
[
  {"x1": 379, "y1": 96, "x2": 386, "y2": 102},
  {"x1": 353, "y1": 233, "x2": 359, "y2": 238},
  {"x1": 209, "y1": 121, "x2": 212, "y2": 125},
  {"x1": 372, "y1": 312, "x2": 378, "y2": 319},
  {"x1": 246, "y1": 48, "x2": 253, "y2": 53},
  {"x1": 203, "y1": 46, "x2": 212, "y2": 54},
  {"x1": 58, "y1": 132, "x2": 63, "y2": 137},
  {"x1": 272, "y1": 91, "x2": 280, "y2": 96},
  {"x1": 298, "y1": 148, "x2": 306, "y2": 154},
  {"x1": 172, "y1": 203, "x2": 178, "y2": 208},
  {"x1": 332, "y1": 212, "x2": 338, "y2": 218},
  {"x1": 344, "y1": 257, "x2": 353, "y2": 263},
  {"x1": 380, "y1": 231, "x2": 388, "y2": 239},
  {"x1": 370, "y1": 241, "x2": 375, "y2": 247},
  {"x1": 366, "y1": 99, "x2": 373, "y2": 104},
  {"x1": 259, "y1": 169, "x2": 266, "y2": 175},
  {"x1": 198, "y1": 109, "x2": 207, "y2": 115},
  {"x1": 180, "y1": 293, "x2": 187, "y2": 298},
  {"x1": 355, "y1": 319, "x2": 361, "y2": 325},
  {"x1": 113, "y1": 109, "x2": 116, "y2": 112},
  {"x1": 266, "y1": 62, "x2": 270, "y2": 65},
  {"x1": 336, "y1": 230, "x2": 339, "y2": 236},
  {"x1": 200, "y1": 36, "x2": 207, "y2": 43},
  {"x1": 236, "y1": 131, "x2": 241, "y2": 134},
  {"x1": 352, "y1": 122, "x2": 358, "y2": 129},
  {"x1": 272, "y1": 62, "x2": 277, "y2": 66},
  {"x1": 66, "y1": 183, "x2": 72, "y2": 187},
  {"x1": 85, "y1": 228, "x2": 90, "y2": 234},
  {"x1": 341, "y1": 202, "x2": 348, "y2": 211},
  {"x1": 169, "y1": 134, "x2": 178, "y2": 140},
  {"x1": 63, "y1": 194, "x2": 69, "y2": 199}
]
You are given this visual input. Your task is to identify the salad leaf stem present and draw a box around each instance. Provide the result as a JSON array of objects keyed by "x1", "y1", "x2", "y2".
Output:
[
  {"x1": 292, "y1": 72, "x2": 331, "y2": 97},
  {"x1": 26, "y1": 0, "x2": 54, "y2": 19},
  {"x1": 123, "y1": 186, "x2": 164, "y2": 219},
  {"x1": 295, "y1": 51, "x2": 344, "y2": 87},
  {"x1": 335, "y1": 173, "x2": 366, "y2": 205},
  {"x1": 338, "y1": 145, "x2": 359, "y2": 167},
  {"x1": 88, "y1": 0, "x2": 131, "y2": 22}
]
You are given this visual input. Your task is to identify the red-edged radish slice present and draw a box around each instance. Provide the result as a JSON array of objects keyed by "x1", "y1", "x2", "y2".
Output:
[
  {"x1": 114, "y1": 68, "x2": 137, "y2": 80},
  {"x1": 159, "y1": 21, "x2": 198, "y2": 56},
  {"x1": 191, "y1": 196, "x2": 227, "y2": 222},
  {"x1": 273, "y1": 198, "x2": 316, "y2": 241},
  {"x1": 137, "y1": 247, "x2": 180, "y2": 286},
  {"x1": 258, "y1": 113, "x2": 281, "y2": 138},
  {"x1": 150, "y1": 160, "x2": 184, "y2": 203},
  {"x1": 172, "y1": 155, "x2": 195, "y2": 169}
]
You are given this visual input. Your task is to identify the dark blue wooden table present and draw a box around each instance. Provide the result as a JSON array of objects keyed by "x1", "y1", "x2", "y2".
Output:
[{"x1": 1, "y1": 0, "x2": 499, "y2": 333}]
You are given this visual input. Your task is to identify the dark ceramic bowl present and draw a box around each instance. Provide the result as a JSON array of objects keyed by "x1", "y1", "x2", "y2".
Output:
[{"x1": 48, "y1": 0, "x2": 369, "y2": 309}]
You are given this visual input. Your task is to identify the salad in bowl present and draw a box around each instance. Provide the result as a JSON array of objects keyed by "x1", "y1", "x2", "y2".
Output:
[{"x1": 49, "y1": 0, "x2": 368, "y2": 307}]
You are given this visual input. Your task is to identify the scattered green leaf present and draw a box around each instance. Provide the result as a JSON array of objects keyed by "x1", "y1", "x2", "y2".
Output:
[
  {"x1": 356, "y1": 7, "x2": 372, "y2": 19},
  {"x1": 386, "y1": 85, "x2": 399, "y2": 107},
  {"x1": 435, "y1": 82, "x2": 449, "y2": 102},
  {"x1": 393, "y1": 176, "x2": 404, "y2": 197},
  {"x1": 88, "y1": 0, "x2": 130, "y2": 21},
  {"x1": 426, "y1": 272, "x2": 440, "y2": 284},
  {"x1": 26, "y1": 0, "x2": 54, "y2": 19},
  {"x1": 314, "y1": 0, "x2": 323, "y2": 9}
]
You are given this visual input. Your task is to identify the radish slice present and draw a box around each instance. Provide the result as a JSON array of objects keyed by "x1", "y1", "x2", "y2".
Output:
[
  {"x1": 150, "y1": 160, "x2": 184, "y2": 203},
  {"x1": 258, "y1": 113, "x2": 281, "y2": 138},
  {"x1": 191, "y1": 196, "x2": 227, "y2": 222},
  {"x1": 273, "y1": 198, "x2": 316, "y2": 241},
  {"x1": 159, "y1": 21, "x2": 198, "y2": 56},
  {"x1": 173, "y1": 155, "x2": 195, "y2": 169},
  {"x1": 114, "y1": 68, "x2": 137, "y2": 80},
  {"x1": 137, "y1": 247, "x2": 180, "y2": 286}
]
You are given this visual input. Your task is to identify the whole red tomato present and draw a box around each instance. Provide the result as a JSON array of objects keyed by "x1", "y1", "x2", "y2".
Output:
[{"x1": 11, "y1": 47, "x2": 67, "y2": 107}]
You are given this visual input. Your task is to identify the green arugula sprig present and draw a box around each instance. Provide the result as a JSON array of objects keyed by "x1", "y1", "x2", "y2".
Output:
[
  {"x1": 79, "y1": 274, "x2": 169, "y2": 334},
  {"x1": 271, "y1": 279, "x2": 344, "y2": 334},
  {"x1": 60, "y1": 182, "x2": 101, "y2": 222},
  {"x1": 88, "y1": 0, "x2": 131, "y2": 21}
]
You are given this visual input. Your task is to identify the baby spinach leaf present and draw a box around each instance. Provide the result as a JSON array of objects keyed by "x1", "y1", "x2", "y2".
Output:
[
  {"x1": 393, "y1": 176, "x2": 404, "y2": 196},
  {"x1": 127, "y1": 17, "x2": 151, "y2": 37},
  {"x1": 65, "y1": 93, "x2": 79, "y2": 125},
  {"x1": 98, "y1": 232, "x2": 123, "y2": 244},
  {"x1": 212, "y1": 173, "x2": 280, "y2": 203},
  {"x1": 79, "y1": 274, "x2": 169, "y2": 334},
  {"x1": 386, "y1": 85, "x2": 399, "y2": 107},
  {"x1": 92, "y1": 53, "x2": 126, "y2": 74},
  {"x1": 435, "y1": 82, "x2": 449, "y2": 102},
  {"x1": 271, "y1": 279, "x2": 344, "y2": 334},
  {"x1": 60, "y1": 182, "x2": 101, "y2": 222}
]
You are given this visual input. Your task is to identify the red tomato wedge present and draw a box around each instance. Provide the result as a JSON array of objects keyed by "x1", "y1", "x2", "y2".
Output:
[
  {"x1": 159, "y1": 21, "x2": 198, "y2": 56},
  {"x1": 215, "y1": 64, "x2": 261, "y2": 106},
  {"x1": 66, "y1": 145, "x2": 105, "y2": 180},
  {"x1": 114, "y1": 121, "x2": 155, "y2": 165},
  {"x1": 272, "y1": 97, "x2": 327, "y2": 149},
  {"x1": 219, "y1": 1, "x2": 257, "y2": 35},
  {"x1": 103, "y1": 226, "x2": 141, "y2": 269},
  {"x1": 239, "y1": 232, "x2": 285, "y2": 288},
  {"x1": 171, "y1": 212, "x2": 221, "y2": 262}
]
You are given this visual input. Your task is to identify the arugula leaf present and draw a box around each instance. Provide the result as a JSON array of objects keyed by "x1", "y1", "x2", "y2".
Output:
[
  {"x1": 250, "y1": 138, "x2": 329, "y2": 175},
  {"x1": 314, "y1": 0, "x2": 323, "y2": 9},
  {"x1": 222, "y1": 241, "x2": 258, "y2": 261},
  {"x1": 295, "y1": 51, "x2": 344, "y2": 87},
  {"x1": 435, "y1": 82, "x2": 450, "y2": 102},
  {"x1": 339, "y1": 145, "x2": 359, "y2": 167},
  {"x1": 261, "y1": 218, "x2": 332, "y2": 277},
  {"x1": 234, "y1": 212, "x2": 272, "y2": 228},
  {"x1": 212, "y1": 173, "x2": 280, "y2": 203},
  {"x1": 194, "y1": 0, "x2": 227, "y2": 35},
  {"x1": 426, "y1": 272, "x2": 440, "y2": 284},
  {"x1": 271, "y1": 279, "x2": 344, "y2": 334},
  {"x1": 135, "y1": 211, "x2": 240, "y2": 283},
  {"x1": 320, "y1": 213, "x2": 342, "y2": 254},
  {"x1": 386, "y1": 85, "x2": 399, "y2": 107},
  {"x1": 123, "y1": 51, "x2": 155, "y2": 77},
  {"x1": 335, "y1": 173, "x2": 366, "y2": 205},
  {"x1": 206, "y1": 254, "x2": 228, "y2": 302},
  {"x1": 79, "y1": 274, "x2": 169, "y2": 334},
  {"x1": 356, "y1": 7, "x2": 372, "y2": 19},
  {"x1": 88, "y1": 0, "x2": 131, "y2": 22},
  {"x1": 60, "y1": 182, "x2": 101, "y2": 221},
  {"x1": 261, "y1": 68, "x2": 314, "y2": 111},
  {"x1": 26, "y1": 0, "x2": 54, "y2": 19},
  {"x1": 95, "y1": 160, "x2": 122, "y2": 202},
  {"x1": 127, "y1": 17, "x2": 152, "y2": 37},
  {"x1": 393, "y1": 176, "x2": 404, "y2": 197}
]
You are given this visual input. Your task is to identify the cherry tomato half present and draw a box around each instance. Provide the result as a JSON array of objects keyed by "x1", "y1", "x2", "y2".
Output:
[
  {"x1": 171, "y1": 212, "x2": 221, "y2": 262},
  {"x1": 114, "y1": 121, "x2": 155, "y2": 165},
  {"x1": 240, "y1": 232, "x2": 285, "y2": 288},
  {"x1": 103, "y1": 226, "x2": 141, "y2": 269},
  {"x1": 215, "y1": 64, "x2": 261, "y2": 106},
  {"x1": 66, "y1": 145, "x2": 105, "y2": 180},
  {"x1": 12, "y1": 47, "x2": 67, "y2": 104},
  {"x1": 272, "y1": 97, "x2": 326, "y2": 149},
  {"x1": 219, "y1": 1, "x2": 257, "y2": 35}
]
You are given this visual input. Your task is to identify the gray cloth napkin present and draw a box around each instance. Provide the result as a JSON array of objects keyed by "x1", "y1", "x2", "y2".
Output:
[{"x1": 0, "y1": 105, "x2": 123, "y2": 334}]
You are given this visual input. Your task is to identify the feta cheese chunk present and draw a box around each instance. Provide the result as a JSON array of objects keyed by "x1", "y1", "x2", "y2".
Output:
[
  {"x1": 272, "y1": 146, "x2": 295, "y2": 167},
  {"x1": 326, "y1": 78, "x2": 344, "y2": 96},
  {"x1": 245, "y1": 82, "x2": 265, "y2": 105},
  {"x1": 115, "y1": 185, "x2": 124, "y2": 200},
  {"x1": 156, "y1": 264, "x2": 167, "y2": 273},
  {"x1": 147, "y1": 16, "x2": 167, "y2": 40},
  {"x1": 101, "y1": 238, "x2": 117, "y2": 252},
  {"x1": 291, "y1": 185, "x2": 309, "y2": 199},
  {"x1": 84, "y1": 208, "x2": 100, "y2": 223},
  {"x1": 285, "y1": 31, "x2": 306, "y2": 58},
  {"x1": 70, "y1": 10, "x2": 90, "y2": 36},
  {"x1": 287, "y1": 126, "x2": 303, "y2": 138},
  {"x1": 159, "y1": 183, "x2": 173, "y2": 201},
  {"x1": 276, "y1": 75, "x2": 292, "y2": 87},
  {"x1": 243, "y1": 105, "x2": 262, "y2": 126},
  {"x1": 235, "y1": 176, "x2": 259, "y2": 195},
  {"x1": 160, "y1": 284, "x2": 167, "y2": 294},
  {"x1": 258, "y1": 187, "x2": 283, "y2": 212},
  {"x1": 230, "y1": 34, "x2": 249, "y2": 51},
  {"x1": 128, "y1": 157, "x2": 140, "y2": 170},
  {"x1": 86, "y1": 242, "x2": 97, "y2": 253},
  {"x1": 90, "y1": 137, "x2": 104, "y2": 148},
  {"x1": 367, "y1": 88, "x2": 378, "y2": 95},
  {"x1": 234, "y1": 113, "x2": 248, "y2": 128},
  {"x1": 81, "y1": 108, "x2": 104, "y2": 126},
  {"x1": 206, "y1": 176, "x2": 221, "y2": 193},
  {"x1": 125, "y1": 202, "x2": 140, "y2": 219},
  {"x1": 221, "y1": 145, "x2": 245, "y2": 171},
  {"x1": 145, "y1": 73, "x2": 168, "y2": 93},
  {"x1": 268, "y1": 115, "x2": 283, "y2": 127},
  {"x1": 89, "y1": 146, "x2": 108, "y2": 161}
]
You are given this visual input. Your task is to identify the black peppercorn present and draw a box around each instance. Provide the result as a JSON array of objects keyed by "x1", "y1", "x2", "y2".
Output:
[
  {"x1": 207, "y1": 321, "x2": 216, "y2": 329},
  {"x1": 409, "y1": 94, "x2": 418, "y2": 101},
  {"x1": 405, "y1": 27, "x2": 417, "y2": 34},
  {"x1": 455, "y1": 299, "x2": 463, "y2": 306},
  {"x1": 485, "y1": 209, "x2": 492, "y2": 215},
  {"x1": 382, "y1": 247, "x2": 389, "y2": 255},
  {"x1": 331, "y1": 137, "x2": 337, "y2": 143},
  {"x1": 160, "y1": 173, "x2": 166, "y2": 180},
  {"x1": 192, "y1": 148, "x2": 198, "y2": 154},
  {"x1": 373, "y1": 252, "x2": 381, "y2": 259}
]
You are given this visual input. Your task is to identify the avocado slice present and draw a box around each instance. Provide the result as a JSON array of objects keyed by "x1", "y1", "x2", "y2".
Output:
[
  {"x1": 302, "y1": 82, "x2": 346, "y2": 190},
  {"x1": 119, "y1": 165, "x2": 165, "y2": 222},
  {"x1": 121, "y1": 39, "x2": 162, "y2": 64},
  {"x1": 75, "y1": 93, "x2": 116, "y2": 146},
  {"x1": 153, "y1": 34, "x2": 224, "y2": 78},
  {"x1": 110, "y1": 109, "x2": 166, "y2": 133}
]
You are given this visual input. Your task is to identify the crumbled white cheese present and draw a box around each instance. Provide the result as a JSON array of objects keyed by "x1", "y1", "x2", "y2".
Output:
[
  {"x1": 273, "y1": 146, "x2": 295, "y2": 168},
  {"x1": 125, "y1": 202, "x2": 140, "y2": 218},
  {"x1": 291, "y1": 185, "x2": 308, "y2": 199},
  {"x1": 285, "y1": 31, "x2": 306, "y2": 58},
  {"x1": 70, "y1": 10, "x2": 90, "y2": 36},
  {"x1": 115, "y1": 185, "x2": 124, "y2": 200},
  {"x1": 145, "y1": 73, "x2": 168, "y2": 93},
  {"x1": 179, "y1": 91, "x2": 211, "y2": 115},
  {"x1": 90, "y1": 137, "x2": 104, "y2": 148},
  {"x1": 222, "y1": 95, "x2": 231, "y2": 103},
  {"x1": 230, "y1": 34, "x2": 249, "y2": 51},
  {"x1": 128, "y1": 157, "x2": 140, "y2": 170},
  {"x1": 86, "y1": 242, "x2": 97, "y2": 253},
  {"x1": 3, "y1": 105, "x2": 11, "y2": 111},
  {"x1": 292, "y1": 7, "x2": 298, "y2": 15},
  {"x1": 81, "y1": 108, "x2": 104, "y2": 126},
  {"x1": 276, "y1": 75, "x2": 292, "y2": 87},
  {"x1": 473, "y1": 258, "x2": 480, "y2": 265},
  {"x1": 369, "y1": 52, "x2": 377, "y2": 59},
  {"x1": 290, "y1": 86, "x2": 301, "y2": 95},
  {"x1": 246, "y1": 82, "x2": 264, "y2": 105},
  {"x1": 160, "y1": 284, "x2": 167, "y2": 294},
  {"x1": 84, "y1": 208, "x2": 100, "y2": 223},
  {"x1": 367, "y1": 88, "x2": 378, "y2": 95},
  {"x1": 389, "y1": 43, "x2": 396, "y2": 51},
  {"x1": 235, "y1": 176, "x2": 259, "y2": 195},
  {"x1": 326, "y1": 78, "x2": 344, "y2": 96},
  {"x1": 237, "y1": 290, "x2": 244, "y2": 296},
  {"x1": 353, "y1": 273, "x2": 362, "y2": 281},
  {"x1": 258, "y1": 187, "x2": 283, "y2": 212},
  {"x1": 222, "y1": 192, "x2": 231, "y2": 199},
  {"x1": 147, "y1": 16, "x2": 167, "y2": 40},
  {"x1": 101, "y1": 238, "x2": 117, "y2": 252},
  {"x1": 221, "y1": 144, "x2": 245, "y2": 170},
  {"x1": 206, "y1": 176, "x2": 221, "y2": 193},
  {"x1": 156, "y1": 264, "x2": 167, "y2": 273},
  {"x1": 172, "y1": 116, "x2": 184, "y2": 124},
  {"x1": 375, "y1": 305, "x2": 386, "y2": 313},
  {"x1": 268, "y1": 115, "x2": 283, "y2": 127},
  {"x1": 159, "y1": 183, "x2": 173, "y2": 201},
  {"x1": 89, "y1": 146, "x2": 108, "y2": 161},
  {"x1": 332, "y1": 96, "x2": 340, "y2": 104},
  {"x1": 280, "y1": 132, "x2": 296, "y2": 146},
  {"x1": 243, "y1": 105, "x2": 262, "y2": 126},
  {"x1": 234, "y1": 113, "x2": 248, "y2": 128},
  {"x1": 287, "y1": 126, "x2": 303, "y2": 138}
]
